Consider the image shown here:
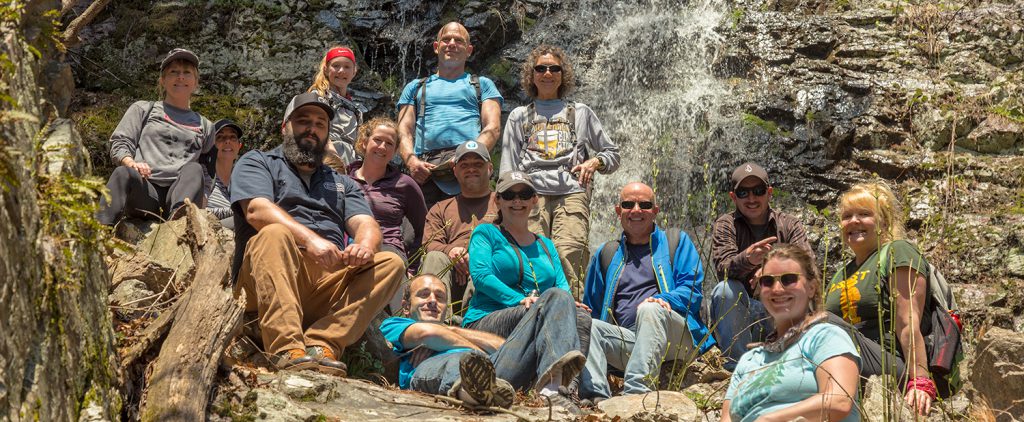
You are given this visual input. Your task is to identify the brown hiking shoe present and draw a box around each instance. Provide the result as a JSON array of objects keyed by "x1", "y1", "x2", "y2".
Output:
[
  {"x1": 307, "y1": 346, "x2": 347, "y2": 377},
  {"x1": 274, "y1": 348, "x2": 316, "y2": 371}
]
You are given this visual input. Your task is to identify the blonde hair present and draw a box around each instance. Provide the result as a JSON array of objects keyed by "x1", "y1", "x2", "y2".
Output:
[
  {"x1": 839, "y1": 181, "x2": 906, "y2": 245},
  {"x1": 157, "y1": 59, "x2": 199, "y2": 99},
  {"x1": 308, "y1": 45, "x2": 357, "y2": 96},
  {"x1": 520, "y1": 44, "x2": 576, "y2": 99},
  {"x1": 354, "y1": 117, "x2": 399, "y2": 157}
]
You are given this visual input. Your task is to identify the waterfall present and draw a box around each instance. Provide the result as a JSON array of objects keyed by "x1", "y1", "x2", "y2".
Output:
[{"x1": 555, "y1": 0, "x2": 742, "y2": 250}]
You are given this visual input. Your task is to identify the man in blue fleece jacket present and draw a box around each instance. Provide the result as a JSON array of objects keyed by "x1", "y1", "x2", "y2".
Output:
[{"x1": 580, "y1": 182, "x2": 715, "y2": 400}]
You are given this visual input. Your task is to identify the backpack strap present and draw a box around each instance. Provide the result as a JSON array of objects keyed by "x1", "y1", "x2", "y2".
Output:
[
  {"x1": 469, "y1": 73, "x2": 482, "y2": 106},
  {"x1": 415, "y1": 76, "x2": 430, "y2": 120},
  {"x1": 496, "y1": 224, "x2": 554, "y2": 290},
  {"x1": 134, "y1": 101, "x2": 156, "y2": 147},
  {"x1": 599, "y1": 227, "x2": 680, "y2": 277},
  {"x1": 666, "y1": 227, "x2": 681, "y2": 265},
  {"x1": 600, "y1": 239, "x2": 620, "y2": 277}
]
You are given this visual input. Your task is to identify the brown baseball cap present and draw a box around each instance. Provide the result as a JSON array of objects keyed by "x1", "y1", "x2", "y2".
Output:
[
  {"x1": 730, "y1": 162, "x2": 769, "y2": 190},
  {"x1": 496, "y1": 171, "x2": 535, "y2": 193}
]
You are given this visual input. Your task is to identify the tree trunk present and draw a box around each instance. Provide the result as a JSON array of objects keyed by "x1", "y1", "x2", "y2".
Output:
[{"x1": 138, "y1": 203, "x2": 244, "y2": 421}]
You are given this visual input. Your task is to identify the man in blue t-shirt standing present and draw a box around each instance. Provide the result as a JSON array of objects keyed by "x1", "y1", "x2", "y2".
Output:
[
  {"x1": 381, "y1": 274, "x2": 584, "y2": 413},
  {"x1": 580, "y1": 182, "x2": 715, "y2": 401},
  {"x1": 231, "y1": 92, "x2": 405, "y2": 378},
  {"x1": 396, "y1": 21, "x2": 503, "y2": 207}
]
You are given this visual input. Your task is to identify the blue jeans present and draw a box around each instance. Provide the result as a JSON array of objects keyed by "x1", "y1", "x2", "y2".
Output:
[
  {"x1": 708, "y1": 279, "x2": 772, "y2": 371},
  {"x1": 580, "y1": 302, "x2": 695, "y2": 399},
  {"x1": 412, "y1": 288, "x2": 582, "y2": 393}
]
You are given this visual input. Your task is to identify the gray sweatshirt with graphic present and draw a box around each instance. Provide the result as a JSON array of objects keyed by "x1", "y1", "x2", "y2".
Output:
[
  {"x1": 109, "y1": 101, "x2": 214, "y2": 187},
  {"x1": 500, "y1": 99, "x2": 620, "y2": 195}
]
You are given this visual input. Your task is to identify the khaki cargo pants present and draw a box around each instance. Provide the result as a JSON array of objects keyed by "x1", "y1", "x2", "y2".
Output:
[
  {"x1": 528, "y1": 191, "x2": 591, "y2": 299},
  {"x1": 236, "y1": 223, "x2": 404, "y2": 356}
]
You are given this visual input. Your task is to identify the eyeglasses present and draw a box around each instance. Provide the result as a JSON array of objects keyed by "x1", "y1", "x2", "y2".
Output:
[
  {"x1": 757, "y1": 273, "x2": 801, "y2": 289},
  {"x1": 620, "y1": 200, "x2": 654, "y2": 210},
  {"x1": 499, "y1": 189, "x2": 536, "y2": 201},
  {"x1": 533, "y1": 64, "x2": 563, "y2": 74},
  {"x1": 734, "y1": 185, "x2": 768, "y2": 198}
]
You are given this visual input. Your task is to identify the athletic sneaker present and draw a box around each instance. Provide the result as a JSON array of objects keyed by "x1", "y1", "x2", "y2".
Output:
[
  {"x1": 545, "y1": 387, "x2": 583, "y2": 415},
  {"x1": 455, "y1": 353, "x2": 514, "y2": 408},
  {"x1": 535, "y1": 350, "x2": 586, "y2": 391}
]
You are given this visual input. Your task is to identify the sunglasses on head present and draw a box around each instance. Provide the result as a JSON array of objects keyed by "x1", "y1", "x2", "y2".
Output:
[
  {"x1": 757, "y1": 273, "x2": 801, "y2": 289},
  {"x1": 620, "y1": 200, "x2": 654, "y2": 210},
  {"x1": 734, "y1": 185, "x2": 768, "y2": 199},
  {"x1": 533, "y1": 64, "x2": 563, "y2": 74},
  {"x1": 499, "y1": 189, "x2": 536, "y2": 201}
]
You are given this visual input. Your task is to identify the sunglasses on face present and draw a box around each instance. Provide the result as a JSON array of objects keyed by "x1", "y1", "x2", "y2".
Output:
[
  {"x1": 620, "y1": 200, "x2": 655, "y2": 210},
  {"x1": 499, "y1": 189, "x2": 536, "y2": 201},
  {"x1": 533, "y1": 64, "x2": 563, "y2": 74},
  {"x1": 757, "y1": 273, "x2": 801, "y2": 289},
  {"x1": 734, "y1": 185, "x2": 768, "y2": 199}
]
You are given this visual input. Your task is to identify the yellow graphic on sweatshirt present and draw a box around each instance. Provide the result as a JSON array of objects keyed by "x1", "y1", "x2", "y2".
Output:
[
  {"x1": 527, "y1": 121, "x2": 573, "y2": 160},
  {"x1": 828, "y1": 271, "x2": 866, "y2": 325}
]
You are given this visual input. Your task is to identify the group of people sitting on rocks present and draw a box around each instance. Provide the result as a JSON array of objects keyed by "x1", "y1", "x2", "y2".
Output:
[{"x1": 97, "y1": 21, "x2": 953, "y2": 420}]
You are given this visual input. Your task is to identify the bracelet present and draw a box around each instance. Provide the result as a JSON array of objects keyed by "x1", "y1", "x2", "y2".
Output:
[{"x1": 906, "y1": 376, "x2": 937, "y2": 401}]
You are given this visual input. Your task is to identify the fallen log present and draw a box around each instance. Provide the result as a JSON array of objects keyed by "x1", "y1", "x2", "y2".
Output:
[{"x1": 138, "y1": 201, "x2": 244, "y2": 421}]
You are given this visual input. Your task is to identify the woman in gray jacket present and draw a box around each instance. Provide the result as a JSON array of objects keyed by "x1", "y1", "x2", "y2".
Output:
[
  {"x1": 97, "y1": 48, "x2": 213, "y2": 225},
  {"x1": 499, "y1": 44, "x2": 620, "y2": 296}
]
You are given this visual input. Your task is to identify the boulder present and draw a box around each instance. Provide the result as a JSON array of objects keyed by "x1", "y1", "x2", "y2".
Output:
[
  {"x1": 972, "y1": 327, "x2": 1024, "y2": 421},
  {"x1": 596, "y1": 391, "x2": 701, "y2": 421},
  {"x1": 963, "y1": 114, "x2": 1024, "y2": 154}
]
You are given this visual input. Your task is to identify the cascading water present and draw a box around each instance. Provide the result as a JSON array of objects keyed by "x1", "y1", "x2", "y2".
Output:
[{"x1": 552, "y1": 0, "x2": 746, "y2": 253}]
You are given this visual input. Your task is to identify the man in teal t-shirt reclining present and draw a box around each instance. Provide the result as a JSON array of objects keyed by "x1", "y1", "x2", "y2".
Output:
[{"x1": 380, "y1": 274, "x2": 583, "y2": 412}]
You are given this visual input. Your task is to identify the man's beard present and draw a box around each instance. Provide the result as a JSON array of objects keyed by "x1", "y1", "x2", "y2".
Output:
[{"x1": 283, "y1": 127, "x2": 326, "y2": 168}]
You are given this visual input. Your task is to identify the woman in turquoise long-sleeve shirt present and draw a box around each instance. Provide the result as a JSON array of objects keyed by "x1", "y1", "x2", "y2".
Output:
[{"x1": 464, "y1": 171, "x2": 590, "y2": 356}]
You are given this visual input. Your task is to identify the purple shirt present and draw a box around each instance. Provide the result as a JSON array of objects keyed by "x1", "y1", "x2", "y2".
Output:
[{"x1": 347, "y1": 161, "x2": 427, "y2": 258}]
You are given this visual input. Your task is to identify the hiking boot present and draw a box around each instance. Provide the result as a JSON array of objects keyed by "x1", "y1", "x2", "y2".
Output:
[
  {"x1": 458, "y1": 353, "x2": 498, "y2": 407},
  {"x1": 274, "y1": 348, "x2": 317, "y2": 371},
  {"x1": 306, "y1": 346, "x2": 348, "y2": 377},
  {"x1": 544, "y1": 387, "x2": 583, "y2": 415}
]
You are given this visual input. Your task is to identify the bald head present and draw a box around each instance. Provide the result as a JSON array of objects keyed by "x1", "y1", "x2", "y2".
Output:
[
  {"x1": 620, "y1": 182, "x2": 655, "y2": 202},
  {"x1": 436, "y1": 22, "x2": 471, "y2": 44},
  {"x1": 616, "y1": 182, "x2": 659, "y2": 243}
]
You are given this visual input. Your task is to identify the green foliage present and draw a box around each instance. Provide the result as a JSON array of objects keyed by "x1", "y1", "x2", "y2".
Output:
[
  {"x1": 341, "y1": 342, "x2": 385, "y2": 381},
  {"x1": 487, "y1": 59, "x2": 517, "y2": 88},
  {"x1": 75, "y1": 100, "x2": 133, "y2": 177},
  {"x1": 741, "y1": 113, "x2": 791, "y2": 137},
  {"x1": 990, "y1": 105, "x2": 1024, "y2": 124},
  {"x1": 381, "y1": 76, "x2": 401, "y2": 99},
  {"x1": 685, "y1": 390, "x2": 723, "y2": 412},
  {"x1": 729, "y1": 8, "x2": 744, "y2": 28}
]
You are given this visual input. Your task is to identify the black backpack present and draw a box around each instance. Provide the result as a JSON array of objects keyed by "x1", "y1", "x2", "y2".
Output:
[
  {"x1": 599, "y1": 228, "x2": 682, "y2": 276},
  {"x1": 414, "y1": 74, "x2": 482, "y2": 123}
]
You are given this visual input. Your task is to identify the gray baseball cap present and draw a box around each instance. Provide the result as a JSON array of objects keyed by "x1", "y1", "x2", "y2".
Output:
[
  {"x1": 160, "y1": 48, "x2": 199, "y2": 70},
  {"x1": 282, "y1": 92, "x2": 336, "y2": 126},
  {"x1": 454, "y1": 140, "x2": 490, "y2": 163}
]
